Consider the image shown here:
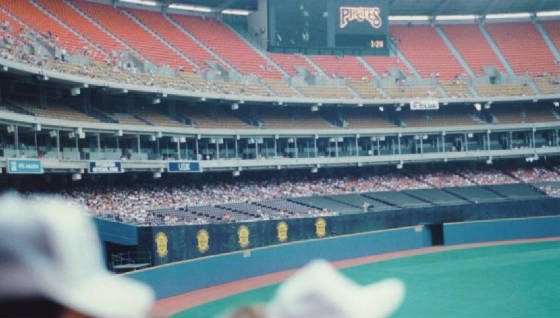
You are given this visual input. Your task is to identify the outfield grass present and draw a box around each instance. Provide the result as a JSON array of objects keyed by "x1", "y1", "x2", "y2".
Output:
[{"x1": 173, "y1": 240, "x2": 560, "y2": 317}]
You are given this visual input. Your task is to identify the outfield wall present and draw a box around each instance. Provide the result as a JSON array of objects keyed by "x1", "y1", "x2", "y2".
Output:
[
  {"x1": 444, "y1": 215, "x2": 560, "y2": 245},
  {"x1": 127, "y1": 226, "x2": 432, "y2": 299}
]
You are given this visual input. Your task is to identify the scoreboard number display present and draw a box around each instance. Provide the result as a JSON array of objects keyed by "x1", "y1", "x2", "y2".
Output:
[{"x1": 268, "y1": 0, "x2": 390, "y2": 55}]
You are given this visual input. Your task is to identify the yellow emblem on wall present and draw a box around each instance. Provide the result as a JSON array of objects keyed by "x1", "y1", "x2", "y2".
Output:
[
  {"x1": 277, "y1": 221, "x2": 288, "y2": 242},
  {"x1": 155, "y1": 232, "x2": 168, "y2": 258},
  {"x1": 196, "y1": 229, "x2": 210, "y2": 253},
  {"x1": 238, "y1": 225, "x2": 250, "y2": 248},
  {"x1": 315, "y1": 218, "x2": 327, "y2": 238}
]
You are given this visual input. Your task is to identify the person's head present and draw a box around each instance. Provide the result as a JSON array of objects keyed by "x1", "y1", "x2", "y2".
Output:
[
  {"x1": 260, "y1": 260, "x2": 404, "y2": 318},
  {"x1": 0, "y1": 195, "x2": 155, "y2": 317}
]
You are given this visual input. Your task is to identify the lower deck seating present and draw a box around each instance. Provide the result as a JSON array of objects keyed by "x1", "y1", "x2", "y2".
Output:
[
  {"x1": 349, "y1": 80, "x2": 385, "y2": 99},
  {"x1": 178, "y1": 107, "x2": 250, "y2": 129},
  {"x1": 534, "y1": 76, "x2": 560, "y2": 95},
  {"x1": 263, "y1": 79, "x2": 298, "y2": 97},
  {"x1": 476, "y1": 84, "x2": 534, "y2": 97},
  {"x1": 297, "y1": 85, "x2": 354, "y2": 99},
  {"x1": 384, "y1": 86, "x2": 441, "y2": 99},
  {"x1": 440, "y1": 80, "x2": 473, "y2": 98},
  {"x1": 134, "y1": 107, "x2": 186, "y2": 127},
  {"x1": 342, "y1": 108, "x2": 395, "y2": 129},
  {"x1": 258, "y1": 109, "x2": 334, "y2": 129},
  {"x1": 400, "y1": 108, "x2": 485, "y2": 127},
  {"x1": 10, "y1": 99, "x2": 100, "y2": 123}
]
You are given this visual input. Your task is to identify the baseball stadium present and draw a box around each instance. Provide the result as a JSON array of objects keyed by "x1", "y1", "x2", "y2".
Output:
[{"x1": 0, "y1": 0, "x2": 560, "y2": 316}]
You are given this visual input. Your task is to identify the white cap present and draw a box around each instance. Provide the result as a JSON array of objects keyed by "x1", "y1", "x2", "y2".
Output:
[
  {"x1": 0, "y1": 195, "x2": 154, "y2": 318},
  {"x1": 265, "y1": 260, "x2": 405, "y2": 318}
]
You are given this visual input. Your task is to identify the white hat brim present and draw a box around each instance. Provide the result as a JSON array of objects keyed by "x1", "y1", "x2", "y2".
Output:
[{"x1": 49, "y1": 272, "x2": 155, "y2": 318}]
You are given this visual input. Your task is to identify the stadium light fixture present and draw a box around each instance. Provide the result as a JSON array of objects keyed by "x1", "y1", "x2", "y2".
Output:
[
  {"x1": 311, "y1": 167, "x2": 318, "y2": 174},
  {"x1": 232, "y1": 170, "x2": 241, "y2": 177},
  {"x1": 486, "y1": 13, "x2": 531, "y2": 19},
  {"x1": 231, "y1": 103, "x2": 239, "y2": 110},
  {"x1": 1, "y1": 65, "x2": 7, "y2": 71},
  {"x1": 222, "y1": 9, "x2": 251, "y2": 16},
  {"x1": 435, "y1": 15, "x2": 478, "y2": 21},
  {"x1": 378, "y1": 106, "x2": 384, "y2": 112},
  {"x1": 537, "y1": 11, "x2": 560, "y2": 17},
  {"x1": 474, "y1": 103, "x2": 482, "y2": 111},
  {"x1": 153, "y1": 172, "x2": 162, "y2": 179},
  {"x1": 71, "y1": 87, "x2": 81, "y2": 96},
  {"x1": 71, "y1": 173, "x2": 82, "y2": 181},
  {"x1": 395, "y1": 106, "x2": 402, "y2": 112},
  {"x1": 119, "y1": 0, "x2": 157, "y2": 6},
  {"x1": 486, "y1": 158, "x2": 493, "y2": 165},
  {"x1": 389, "y1": 16, "x2": 430, "y2": 21},
  {"x1": 396, "y1": 162, "x2": 403, "y2": 169},
  {"x1": 311, "y1": 105, "x2": 319, "y2": 112},
  {"x1": 169, "y1": 4, "x2": 212, "y2": 13},
  {"x1": 553, "y1": 101, "x2": 559, "y2": 107},
  {"x1": 152, "y1": 97, "x2": 161, "y2": 104}
]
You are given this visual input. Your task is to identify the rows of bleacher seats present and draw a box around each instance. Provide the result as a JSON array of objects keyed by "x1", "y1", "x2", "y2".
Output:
[
  {"x1": 35, "y1": 0, "x2": 127, "y2": 58},
  {"x1": 69, "y1": 0, "x2": 192, "y2": 70},
  {"x1": 309, "y1": 55, "x2": 371, "y2": 80},
  {"x1": 1, "y1": 2, "x2": 560, "y2": 101},
  {"x1": 169, "y1": 14, "x2": 282, "y2": 78},
  {"x1": 391, "y1": 25, "x2": 465, "y2": 80},
  {"x1": 177, "y1": 106, "x2": 249, "y2": 129},
  {"x1": 0, "y1": 0, "x2": 103, "y2": 60},
  {"x1": 54, "y1": 165, "x2": 560, "y2": 225},
  {"x1": 384, "y1": 86, "x2": 441, "y2": 99},
  {"x1": 257, "y1": 109, "x2": 333, "y2": 130},
  {"x1": 490, "y1": 105, "x2": 557, "y2": 124},
  {"x1": 296, "y1": 85, "x2": 355, "y2": 99},
  {"x1": 126, "y1": 8, "x2": 221, "y2": 71},
  {"x1": 475, "y1": 83, "x2": 534, "y2": 97},
  {"x1": 441, "y1": 24, "x2": 506, "y2": 75},
  {"x1": 485, "y1": 22, "x2": 557, "y2": 76},
  {"x1": 341, "y1": 108, "x2": 394, "y2": 129},
  {"x1": 399, "y1": 107, "x2": 484, "y2": 127},
  {"x1": 0, "y1": 6, "x2": 25, "y2": 36}
]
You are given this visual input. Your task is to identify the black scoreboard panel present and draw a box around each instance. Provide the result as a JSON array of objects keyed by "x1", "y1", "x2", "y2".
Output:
[{"x1": 268, "y1": 0, "x2": 389, "y2": 55}]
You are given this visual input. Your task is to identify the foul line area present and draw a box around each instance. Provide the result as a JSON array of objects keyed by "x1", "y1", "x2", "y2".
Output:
[{"x1": 153, "y1": 236, "x2": 560, "y2": 316}]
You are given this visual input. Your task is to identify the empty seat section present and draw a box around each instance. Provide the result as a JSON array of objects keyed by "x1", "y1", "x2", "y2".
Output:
[
  {"x1": 342, "y1": 108, "x2": 395, "y2": 129},
  {"x1": 268, "y1": 53, "x2": 315, "y2": 76},
  {"x1": 178, "y1": 107, "x2": 249, "y2": 129},
  {"x1": 541, "y1": 21, "x2": 560, "y2": 71},
  {"x1": 363, "y1": 56, "x2": 408, "y2": 77},
  {"x1": 391, "y1": 25, "x2": 465, "y2": 80},
  {"x1": 35, "y1": 0, "x2": 126, "y2": 56},
  {"x1": 70, "y1": 0, "x2": 191, "y2": 70},
  {"x1": 0, "y1": 0, "x2": 100, "y2": 59},
  {"x1": 126, "y1": 9, "x2": 220, "y2": 71},
  {"x1": 263, "y1": 78, "x2": 298, "y2": 97},
  {"x1": 485, "y1": 22, "x2": 556, "y2": 76},
  {"x1": 258, "y1": 109, "x2": 332, "y2": 129},
  {"x1": 170, "y1": 14, "x2": 282, "y2": 78},
  {"x1": 297, "y1": 85, "x2": 355, "y2": 99},
  {"x1": 399, "y1": 108, "x2": 484, "y2": 127},
  {"x1": 441, "y1": 24, "x2": 505, "y2": 75},
  {"x1": 349, "y1": 80, "x2": 384, "y2": 99},
  {"x1": 310, "y1": 55, "x2": 372, "y2": 80},
  {"x1": 476, "y1": 83, "x2": 533, "y2": 97}
]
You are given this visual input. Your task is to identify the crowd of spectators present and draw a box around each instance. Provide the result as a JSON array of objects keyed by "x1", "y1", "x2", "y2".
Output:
[{"x1": 45, "y1": 166, "x2": 560, "y2": 225}]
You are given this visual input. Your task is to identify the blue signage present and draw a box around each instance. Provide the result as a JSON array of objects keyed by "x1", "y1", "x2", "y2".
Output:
[
  {"x1": 89, "y1": 161, "x2": 123, "y2": 174},
  {"x1": 168, "y1": 161, "x2": 202, "y2": 173},
  {"x1": 7, "y1": 159, "x2": 43, "y2": 174}
]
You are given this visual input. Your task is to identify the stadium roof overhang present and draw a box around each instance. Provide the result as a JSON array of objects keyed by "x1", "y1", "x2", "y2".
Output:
[{"x1": 119, "y1": 0, "x2": 560, "y2": 16}]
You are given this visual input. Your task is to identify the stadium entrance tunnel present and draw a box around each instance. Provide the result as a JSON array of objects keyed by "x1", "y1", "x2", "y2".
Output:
[{"x1": 426, "y1": 223, "x2": 444, "y2": 246}]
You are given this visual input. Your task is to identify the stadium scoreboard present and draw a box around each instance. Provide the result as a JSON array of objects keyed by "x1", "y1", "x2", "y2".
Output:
[{"x1": 268, "y1": 0, "x2": 390, "y2": 55}]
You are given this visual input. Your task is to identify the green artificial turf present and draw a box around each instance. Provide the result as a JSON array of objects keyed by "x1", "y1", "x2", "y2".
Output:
[{"x1": 172, "y1": 240, "x2": 560, "y2": 317}]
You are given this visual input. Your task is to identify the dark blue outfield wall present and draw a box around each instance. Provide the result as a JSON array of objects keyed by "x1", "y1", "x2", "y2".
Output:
[
  {"x1": 444, "y1": 215, "x2": 560, "y2": 245},
  {"x1": 127, "y1": 226, "x2": 432, "y2": 299}
]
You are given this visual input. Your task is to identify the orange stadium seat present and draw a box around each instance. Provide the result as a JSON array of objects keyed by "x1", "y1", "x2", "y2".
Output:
[
  {"x1": 441, "y1": 24, "x2": 506, "y2": 75},
  {"x1": 169, "y1": 14, "x2": 283, "y2": 78},
  {"x1": 485, "y1": 22, "x2": 557, "y2": 76},
  {"x1": 70, "y1": 0, "x2": 193, "y2": 70},
  {"x1": 391, "y1": 25, "x2": 466, "y2": 80},
  {"x1": 309, "y1": 55, "x2": 372, "y2": 80},
  {"x1": 0, "y1": 0, "x2": 104, "y2": 60},
  {"x1": 126, "y1": 8, "x2": 226, "y2": 71}
]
